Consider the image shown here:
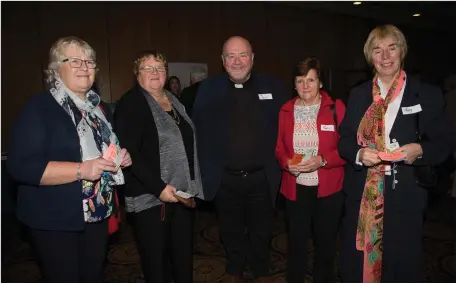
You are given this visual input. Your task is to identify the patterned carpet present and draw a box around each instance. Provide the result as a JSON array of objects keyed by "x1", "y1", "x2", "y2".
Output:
[{"x1": 2, "y1": 196, "x2": 456, "y2": 283}]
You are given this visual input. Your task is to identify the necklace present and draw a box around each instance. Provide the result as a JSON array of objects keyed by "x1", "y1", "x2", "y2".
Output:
[
  {"x1": 152, "y1": 91, "x2": 181, "y2": 125},
  {"x1": 169, "y1": 105, "x2": 180, "y2": 125}
]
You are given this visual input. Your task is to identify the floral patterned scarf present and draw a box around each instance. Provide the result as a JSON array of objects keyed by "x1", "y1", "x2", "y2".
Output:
[
  {"x1": 50, "y1": 79, "x2": 125, "y2": 222},
  {"x1": 356, "y1": 70, "x2": 406, "y2": 283}
]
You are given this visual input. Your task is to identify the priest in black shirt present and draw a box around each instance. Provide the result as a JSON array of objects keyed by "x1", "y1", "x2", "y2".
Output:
[{"x1": 192, "y1": 36, "x2": 290, "y2": 283}]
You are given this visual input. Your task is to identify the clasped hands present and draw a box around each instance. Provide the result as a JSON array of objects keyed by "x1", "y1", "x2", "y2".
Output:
[
  {"x1": 287, "y1": 156, "x2": 323, "y2": 176},
  {"x1": 359, "y1": 143, "x2": 423, "y2": 167},
  {"x1": 80, "y1": 148, "x2": 132, "y2": 181}
]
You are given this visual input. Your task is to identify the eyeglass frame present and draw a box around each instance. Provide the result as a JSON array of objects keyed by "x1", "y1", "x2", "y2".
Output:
[
  {"x1": 62, "y1": 57, "x2": 97, "y2": 69},
  {"x1": 139, "y1": 66, "x2": 167, "y2": 73}
]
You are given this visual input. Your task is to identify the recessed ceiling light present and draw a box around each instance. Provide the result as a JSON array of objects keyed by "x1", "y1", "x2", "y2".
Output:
[
  {"x1": 413, "y1": 13, "x2": 421, "y2": 17},
  {"x1": 353, "y1": 1, "x2": 362, "y2": 5}
]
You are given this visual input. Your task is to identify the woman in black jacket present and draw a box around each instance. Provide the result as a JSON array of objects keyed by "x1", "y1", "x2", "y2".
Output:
[
  {"x1": 338, "y1": 25, "x2": 455, "y2": 283},
  {"x1": 114, "y1": 50, "x2": 204, "y2": 283}
]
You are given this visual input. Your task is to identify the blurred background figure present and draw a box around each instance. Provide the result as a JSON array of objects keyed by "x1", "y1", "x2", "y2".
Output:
[
  {"x1": 166, "y1": 75, "x2": 182, "y2": 97},
  {"x1": 180, "y1": 66, "x2": 207, "y2": 117}
]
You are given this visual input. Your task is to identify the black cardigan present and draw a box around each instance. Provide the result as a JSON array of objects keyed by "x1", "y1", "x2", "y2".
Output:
[
  {"x1": 8, "y1": 92, "x2": 84, "y2": 231},
  {"x1": 114, "y1": 85, "x2": 190, "y2": 200}
]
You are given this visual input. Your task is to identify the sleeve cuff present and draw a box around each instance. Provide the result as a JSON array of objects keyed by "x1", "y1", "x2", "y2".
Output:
[{"x1": 355, "y1": 149, "x2": 363, "y2": 166}]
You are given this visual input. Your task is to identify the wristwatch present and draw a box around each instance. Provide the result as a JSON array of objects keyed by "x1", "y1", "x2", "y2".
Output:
[{"x1": 320, "y1": 156, "x2": 327, "y2": 167}]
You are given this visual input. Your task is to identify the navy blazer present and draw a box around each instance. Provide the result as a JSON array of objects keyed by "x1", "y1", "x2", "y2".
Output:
[
  {"x1": 192, "y1": 73, "x2": 290, "y2": 207},
  {"x1": 338, "y1": 75, "x2": 456, "y2": 212},
  {"x1": 7, "y1": 91, "x2": 111, "y2": 231}
]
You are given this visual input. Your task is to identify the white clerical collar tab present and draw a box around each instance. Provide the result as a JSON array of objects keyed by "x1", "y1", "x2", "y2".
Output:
[{"x1": 234, "y1": 84, "x2": 243, "y2": 88}]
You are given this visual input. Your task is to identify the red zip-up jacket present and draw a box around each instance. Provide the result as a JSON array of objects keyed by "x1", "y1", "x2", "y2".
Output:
[{"x1": 275, "y1": 91, "x2": 346, "y2": 200}]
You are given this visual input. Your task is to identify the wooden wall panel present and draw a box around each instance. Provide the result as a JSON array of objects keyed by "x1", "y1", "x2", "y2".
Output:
[
  {"x1": 106, "y1": 3, "x2": 156, "y2": 101},
  {"x1": 219, "y1": 2, "x2": 269, "y2": 74},
  {"x1": 264, "y1": 4, "x2": 292, "y2": 87},
  {"x1": 2, "y1": 2, "x2": 455, "y2": 150},
  {"x1": 146, "y1": 3, "x2": 172, "y2": 60},
  {"x1": 1, "y1": 3, "x2": 42, "y2": 149},
  {"x1": 37, "y1": 2, "x2": 111, "y2": 102},
  {"x1": 168, "y1": 3, "x2": 223, "y2": 79}
]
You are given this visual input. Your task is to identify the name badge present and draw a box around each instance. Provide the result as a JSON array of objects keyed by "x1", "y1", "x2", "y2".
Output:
[
  {"x1": 258, "y1": 93, "x2": 273, "y2": 100},
  {"x1": 401, "y1": 104, "x2": 422, "y2": 115},
  {"x1": 321, "y1": 124, "x2": 335, "y2": 132},
  {"x1": 387, "y1": 141, "x2": 400, "y2": 152}
]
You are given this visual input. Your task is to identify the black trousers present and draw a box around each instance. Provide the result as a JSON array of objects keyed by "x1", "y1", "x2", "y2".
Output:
[
  {"x1": 214, "y1": 170, "x2": 273, "y2": 277},
  {"x1": 130, "y1": 203, "x2": 195, "y2": 283},
  {"x1": 30, "y1": 219, "x2": 109, "y2": 283},
  {"x1": 285, "y1": 185, "x2": 344, "y2": 283},
  {"x1": 340, "y1": 198, "x2": 424, "y2": 283}
]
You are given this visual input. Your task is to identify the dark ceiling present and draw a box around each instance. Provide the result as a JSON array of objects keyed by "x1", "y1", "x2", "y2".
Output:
[{"x1": 288, "y1": 1, "x2": 456, "y2": 33}]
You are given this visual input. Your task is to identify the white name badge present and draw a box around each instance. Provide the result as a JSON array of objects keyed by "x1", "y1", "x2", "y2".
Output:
[
  {"x1": 387, "y1": 142, "x2": 400, "y2": 152},
  {"x1": 258, "y1": 93, "x2": 273, "y2": 100},
  {"x1": 321, "y1": 124, "x2": 335, "y2": 132},
  {"x1": 401, "y1": 104, "x2": 422, "y2": 115}
]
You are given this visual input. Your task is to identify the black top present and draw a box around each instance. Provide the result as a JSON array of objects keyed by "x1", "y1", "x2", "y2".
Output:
[
  {"x1": 224, "y1": 77, "x2": 266, "y2": 170},
  {"x1": 192, "y1": 73, "x2": 291, "y2": 203},
  {"x1": 179, "y1": 81, "x2": 201, "y2": 118},
  {"x1": 166, "y1": 110, "x2": 195, "y2": 180}
]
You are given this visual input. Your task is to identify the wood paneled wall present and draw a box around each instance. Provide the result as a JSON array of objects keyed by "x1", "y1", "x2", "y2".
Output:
[{"x1": 2, "y1": 2, "x2": 455, "y2": 149}]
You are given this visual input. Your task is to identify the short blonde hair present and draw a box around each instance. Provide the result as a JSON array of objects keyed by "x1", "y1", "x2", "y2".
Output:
[
  {"x1": 45, "y1": 36, "x2": 96, "y2": 86},
  {"x1": 363, "y1": 24, "x2": 408, "y2": 68},
  {"x1": 133, "y1": 50, "x2": 167, "y2": 76}
]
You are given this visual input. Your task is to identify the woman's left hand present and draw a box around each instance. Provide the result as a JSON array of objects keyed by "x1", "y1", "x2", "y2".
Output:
[
  {"x1": 295, "y1": 156, "x2": 323, "y2": 173},
  {"x1": 120, "y1": 148, "x2": 132, "y2": 167},
  {"x1": 392, "y1": 143, "x2": 423, "y2": 164}
]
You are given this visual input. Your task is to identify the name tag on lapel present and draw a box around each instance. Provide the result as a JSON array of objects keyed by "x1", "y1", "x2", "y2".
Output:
[
  {"x1": 258, "y1": 93, "x2": 273, "y2": 100},
  {"x1": 401, "y1": 104, "x2": 422, "y2": 115},
  {"x1": 321, "y1": 124, "x2": 335, "y2": 132}
]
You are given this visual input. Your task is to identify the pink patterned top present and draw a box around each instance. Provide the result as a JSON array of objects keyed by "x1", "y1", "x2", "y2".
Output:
[{"x1": 293, "y1": 103, "x2": 320, "y2": 186}]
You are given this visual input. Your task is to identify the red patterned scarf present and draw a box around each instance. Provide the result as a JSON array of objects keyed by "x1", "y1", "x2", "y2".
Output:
[{"x1": 356, "y1": 70, "x2": 406, "y2": 283}]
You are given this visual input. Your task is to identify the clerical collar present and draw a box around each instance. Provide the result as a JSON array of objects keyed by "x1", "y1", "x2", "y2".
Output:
[{"x1": 228, "y1": 75, "x2": 253, "y2": 89}]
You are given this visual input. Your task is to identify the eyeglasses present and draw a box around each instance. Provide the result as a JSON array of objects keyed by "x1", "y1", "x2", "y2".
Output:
[
  {"x1": 62, "y1": 58, "x2": 97, "y2": 69},
  {"x1": 222, "y1": 52, "x2": 251, "y2": 61},
  {"x1": 140, "y1": 66, "x2": 167, "y2": 73}
]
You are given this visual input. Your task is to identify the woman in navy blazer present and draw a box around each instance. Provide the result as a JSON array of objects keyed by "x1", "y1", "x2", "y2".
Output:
[
  {"x1": 338, "y1": 25, "x2": 455, "y2": 283},
  {"x1": 7, "y1": 36, "x2": 132, "y2": 283}
]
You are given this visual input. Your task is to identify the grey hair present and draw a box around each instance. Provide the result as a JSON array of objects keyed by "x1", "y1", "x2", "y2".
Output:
[
  {"x1": 190, "y1": 66, "x2": 207, "y2": 82},
  {"x1": 45, "y1": 36, "x2": 96, "y2": 86}
]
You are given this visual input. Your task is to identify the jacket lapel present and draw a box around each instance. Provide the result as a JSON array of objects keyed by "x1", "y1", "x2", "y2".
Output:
[{"x1": 389, "y1": 75, "x2": 421, "y2": 140}]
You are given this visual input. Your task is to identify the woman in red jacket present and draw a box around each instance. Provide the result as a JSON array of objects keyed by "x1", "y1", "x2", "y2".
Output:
[{"x1": 275, "y1": 57, "x2": 346, "y2": 283}]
